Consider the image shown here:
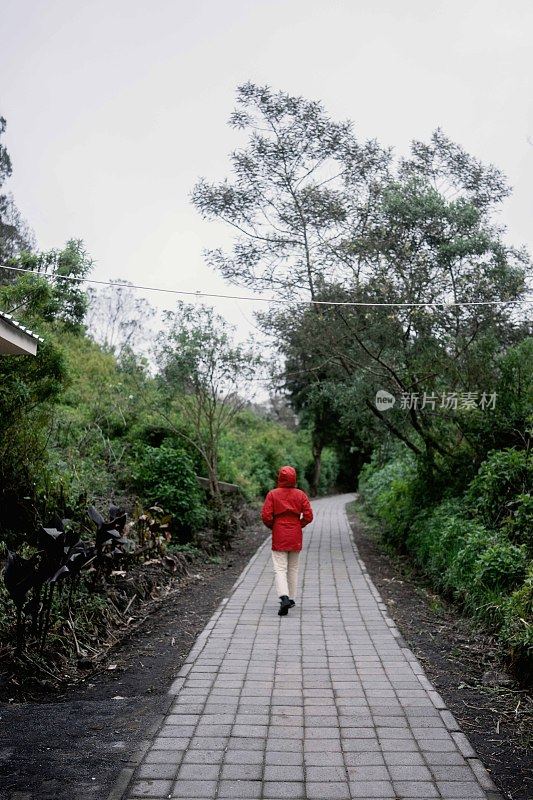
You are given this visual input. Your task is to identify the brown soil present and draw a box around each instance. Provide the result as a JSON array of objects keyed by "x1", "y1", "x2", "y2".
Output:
[{"x1": 347, "y1": 502, "x2": 533, "y2": 800}]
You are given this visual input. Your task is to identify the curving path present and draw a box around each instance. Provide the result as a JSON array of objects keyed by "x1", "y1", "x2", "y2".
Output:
[{"x1": 115, "y1": 494, "x2": 502, "y2": 800}]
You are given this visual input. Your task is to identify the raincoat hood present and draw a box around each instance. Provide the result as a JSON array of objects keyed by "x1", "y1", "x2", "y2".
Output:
[{"x1": 277, "y1": 465, "x2": 297, "y2": 488}]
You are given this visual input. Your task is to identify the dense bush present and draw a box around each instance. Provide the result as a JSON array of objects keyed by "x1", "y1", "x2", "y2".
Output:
[
  {"x1": 133, "y1": 442, "x2": 207, "y2": 535},
  {"x1": 358, "y1": 445, "x2": 533, "y2": 674},
  {"x1": 218, "y1": 410, "x2": 338, "y2": 499},
  {"x1": 465, "y1": 448, "x2": 532, "y2": 552},
  {"x1": 358, "y1": 449, "x2": 418, "y2": 547}
]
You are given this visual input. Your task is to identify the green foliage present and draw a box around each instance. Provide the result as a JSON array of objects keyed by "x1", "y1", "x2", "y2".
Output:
[
  {"x1": 0, "y1": 115, "x2": 34, "y2": 262},
  {"x1": 359, "y1": 449, "x2": 532, "y2": 670},
  {"x1": 499, "y1": 566, "x2": 533, "y2": 659},
  {"x1": 502, "y1": 494, "x2": 533, "y2": 553},
  {"x1": 218, "y1": 409, "x2": 337, "y2": 499},
  {"x1": 133, "y1": 442, "x2": 207, "y2": 533},
  {"x1": 2, "y1": 241, "x2": 93, "y2": 330},
  {"x1": 358, "y1": 449, "x2": 418, "y2": 547},
  {"x1": 406, "y1": 500, "x2": 473, "y2": 583},
  {"x1": 156, "y1": 302, "x2": 261, "y2": 496},
  {"x1": 465, "y1": 448, "x2": 533, "y2": 552},
  {"x1": 0, "y1": 326, "x2": 66, "y2": 538},
  {"x1": 473, "y1": 541, "x2": 527, "y2": 593},
  {"x1": 315, "y1": 448, "x2": 339, "y2": 495},
  {"x1": 443, "y1": 522, "x2": 495, "y2": 598}
]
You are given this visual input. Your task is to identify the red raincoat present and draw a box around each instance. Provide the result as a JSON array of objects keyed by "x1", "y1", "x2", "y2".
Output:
[{"x1": 261, "y1": 466, "x2": 313, "y2": 551}]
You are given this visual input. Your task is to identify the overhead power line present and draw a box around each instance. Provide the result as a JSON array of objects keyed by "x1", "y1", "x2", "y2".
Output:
[{"x1": 1, "y1": 264, "x2": 532, "y2": 308}]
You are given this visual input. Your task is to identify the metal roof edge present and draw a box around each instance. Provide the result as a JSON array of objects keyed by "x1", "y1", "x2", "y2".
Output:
[{"x1": 0, "y1": 310, "x2": 44, "y2": 343}]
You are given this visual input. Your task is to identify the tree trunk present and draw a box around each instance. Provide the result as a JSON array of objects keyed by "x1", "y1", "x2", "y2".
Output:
[
  {"x1": 207, "y1": 459, "x2": 221, "y2": 501},
  {"x1": 310, "y1": 440, "x2": 323, "y2": 497}
]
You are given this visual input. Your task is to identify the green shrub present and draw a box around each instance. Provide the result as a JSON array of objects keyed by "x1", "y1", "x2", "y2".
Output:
[
  {"x1": 499, "y1": 566, "x2": 533, "y2": 659},
  {"x1": 444, "y1": 523, "x2": 494, "y2": 598},
  {"x1": 473, "y1": 541, "x2": 528, "y2": 593},
  {"x1": 407, "y1": 500, "x2": 477, "y2": 586},
  {"x1": 133, "y1": 442, "x2": 207, "y2": 534},
  {"x1": 466, "y1": 448, "x2": 532, "y2": 539},
  {"x1": 358, "y1": 450, "x2": 418, "y2": 547},
  {"x1": 218, "y1": 411, "x2": 328, "y2": 499},
  {"x1": 501, "y1": 493, "x2": 533, "y2": 554},
  {"x1": 360, "y1": 448, "x2": 532, "y2": 673}
]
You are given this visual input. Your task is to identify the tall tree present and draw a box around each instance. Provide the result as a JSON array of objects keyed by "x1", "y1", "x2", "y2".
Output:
[
  {"x1": 155, "y1": 303, "x2": 261, "y2": 498},
  {"x1": 192, "y1": 82, "x2": 390, "y2": 299},
  {"x1": 193, "y1": 86, "x2": 531, "y2": 481},
  {"x1": 3, "y1": 240, "x2": 93, "y2": 330}
]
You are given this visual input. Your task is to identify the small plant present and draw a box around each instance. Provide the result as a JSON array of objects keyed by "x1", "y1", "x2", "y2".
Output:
[
  {"x1": 2, "y1": 518, "x2": 96, "y2": 654},
  {"x1": 134, "y1": 505, "x2": 172, "y2": 555}
]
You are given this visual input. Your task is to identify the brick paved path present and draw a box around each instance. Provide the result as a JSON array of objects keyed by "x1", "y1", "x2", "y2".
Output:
[{"x1": 120, "y1": 494, "x2": 501, "y2": 800}]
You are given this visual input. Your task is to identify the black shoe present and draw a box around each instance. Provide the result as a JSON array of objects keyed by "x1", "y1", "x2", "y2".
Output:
[
  {"x1": 278, "y1": 595, "x2": 291, "y2": 616},
  {"x1": 288, "y1": 599, "x2": 295, "y2": 608}
]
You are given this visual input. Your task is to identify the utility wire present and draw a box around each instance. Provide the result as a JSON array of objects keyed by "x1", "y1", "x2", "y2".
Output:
[{"x1": 1, "y1": 263, "x2": 532, "y2": 308}]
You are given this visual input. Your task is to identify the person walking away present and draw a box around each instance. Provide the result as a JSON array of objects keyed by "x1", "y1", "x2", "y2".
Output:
[{"x1": 261, "y1": 465, "x2": 313, "y2": 616}]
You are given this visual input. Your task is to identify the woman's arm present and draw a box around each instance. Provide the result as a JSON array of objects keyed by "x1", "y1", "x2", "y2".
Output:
[
  {"x1": 301, "y1": 493, "x2": 313, "y2": 527},
  {"x1": 261, "y1": 491, "x2": 275, "y2": 529}
]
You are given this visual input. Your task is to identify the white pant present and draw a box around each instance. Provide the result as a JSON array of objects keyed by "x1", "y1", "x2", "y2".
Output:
[{"x1": 271, "y1": 550, "x2": 300, "y2": 598}]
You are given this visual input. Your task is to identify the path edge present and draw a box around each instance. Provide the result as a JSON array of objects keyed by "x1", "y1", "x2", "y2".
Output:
[
  {"x1": 105, "y1": 532, "x2": 270, "y2": 800},
  {"x1": 344, "y1": 499, "x2": 505, "y2": 800}
]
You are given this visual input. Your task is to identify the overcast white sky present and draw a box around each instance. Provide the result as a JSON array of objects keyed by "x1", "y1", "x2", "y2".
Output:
[{"x1": 1, "y1": 0, "x2": 532, "y2": 340}]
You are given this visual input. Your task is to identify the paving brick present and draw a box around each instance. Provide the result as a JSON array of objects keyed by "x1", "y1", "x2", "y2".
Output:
[
  {"x1": 129, "y1": 780, "x2": 173, "y2": 797},
  {"x1": 343, "y1": 751, "x2": 386, "y2": 766},
  {"x1": 119, "y1": 495, "x2": 490, "y2": 800},
  {"x1": 388, "y1": 764, "x2": 432, "y2": 780},
  {"x1": 157, "y1": 725, "x2": 195, "y2": 738},
  {"x1": 437, "y1": 781, "x2": 486, "y2": 798},
  {"x1": 306, "y1": 781, "x2": 351, "y2": 799},
  {"x1": 224, "y1": 748, "x2": 265, "y2": 764},
  {"x1": 137, "y1": 763, "x2": 180, "y2": 780},
  {"x1": 171, "y1": 779, "x2": 218, "y2": 798},
  {"x1": 217, "y1": 778, "x2": 262, "y2": 797},
  {"x1": 187, "y1": 736, "x2": 228, "y2": 750},
  {"x1": 221, "y1": 762, "x2": 263, "y2": 780},
  {"x1": 303, "y1": 750, "x2": 345, "y2": 766},
  {"x1": 346, "y1": 765, "x2": 390, "y2": 781},
  {"x1": 176, "y1": 763, "x2": 220, "y2": 780},
  {"x1": 151, "y1": 737, "x2": 190, "y2": 751},
  {"x1": 263, "y1": 780, "x2": 306, "y2": 798},
  {"x1": 263, "y1": 764, "x2": 305, "y2": 781},
  {"x1": 305, "y1": 765, "x2": 347, "y2": 781},
  {"x1": 181, "y1": 749, "x2": 224, "y2": 764},
  {"x1": 430, "y1": 764, "x2": 477, "y2": 781},
  {"x1": 348, "y1": 780, "x2": 396, "y2": 797},
  {"x1": 468, "y1": 759, "x2": 499, "y2": 791},
  {"x1": 265, "y1": 738, "x2": 303, "y2": 752},
  {"x1": 144, "y1": 750, "x2": 186, "y2": 764},
  {"x1": 227, "y1": 737, "x2": 266, "y2": 750},
  {"x1": 392, "y1": 780, "x2": 439, "y2": 797}
]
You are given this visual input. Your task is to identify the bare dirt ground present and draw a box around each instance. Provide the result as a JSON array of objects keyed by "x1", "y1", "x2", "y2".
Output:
[
  {"x1": 0, "y1": 524, "x2": 268, "y2": 800},
  {"x1": 347, "y1": 502, "x2": 532, "y2": 800}
]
